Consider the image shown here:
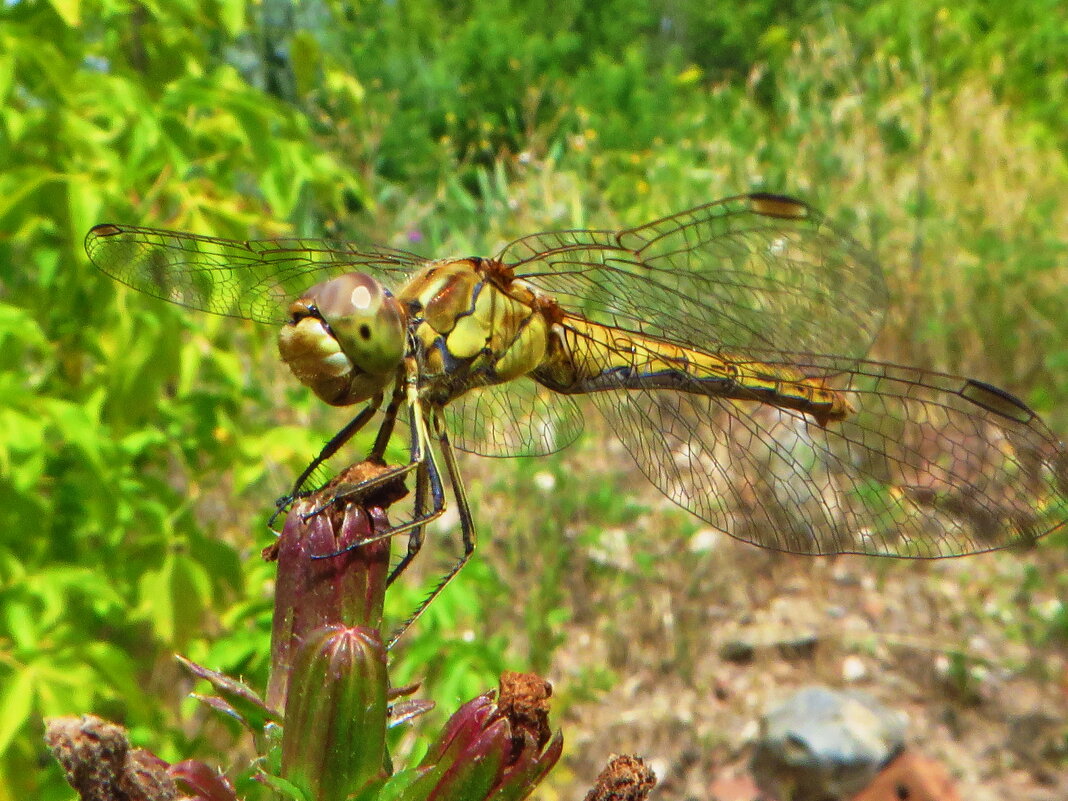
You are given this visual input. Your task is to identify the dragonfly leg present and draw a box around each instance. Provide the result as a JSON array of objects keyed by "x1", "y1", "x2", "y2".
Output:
[
  {"x1": 310, "y1": 453, "x2": 448, "y2": 597},
  {"x1": 269, "y1": 393, "x2": 385, "y2": 529},
  {"x1": 292, "y1": 394, "x2": 385, "y2": 495},
  {"x1": 370, "y1": 380, "x2": 405, "y2": 462},
  {"x1": 309, "y1": 368, "x2": 449, "y2": 561},
  {"x1": 302, "y1": 390, "x2": 424, "y2": 512},
  {"x1": 309, "y1": 477, "x2": 445, "y2": 558},
  {"x1": 386, "y1": 448, "x2": 445, "y2": 587},
  {"x1": 296, "y1": 358, "x2": 425, "y2": 523},
  {"x1": 387, "y1": 413, "x2": 476, "y2": 648}
]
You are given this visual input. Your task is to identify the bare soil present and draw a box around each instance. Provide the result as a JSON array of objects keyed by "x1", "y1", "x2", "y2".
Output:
[{"x1": 456, "y1": 436, "x2": 1068, "y2": 801}]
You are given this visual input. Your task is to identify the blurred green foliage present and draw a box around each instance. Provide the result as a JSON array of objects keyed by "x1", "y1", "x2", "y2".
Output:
[{"x1": 2, "y1": 0, "x2": 1067, "y2": 798}]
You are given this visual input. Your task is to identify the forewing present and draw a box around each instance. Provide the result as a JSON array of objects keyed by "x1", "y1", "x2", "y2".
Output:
[
  {"x1": 499, "y1": 194, "x2": 887, "y2": 363},
  {"x1": 586, "y1": 354, "x2": 1068, "y2": 556},
  {"x1": 85, "y1": 224, "x2": 426, "y2": 324},
  {"x1": 445, "y1": 379, "x2": 584, "y2": 457}
]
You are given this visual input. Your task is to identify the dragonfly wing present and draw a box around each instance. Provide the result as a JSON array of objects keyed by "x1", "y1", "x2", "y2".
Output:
[
  {"x1": 586, "y1": 354, "x2": 1067, "y2": 556},
  {"x1": 500, "y1": 194, "x2": 886, "y2": 363},
  {"x1": 445, "y1": 379, "x2": 584, "y2": 457},
  {"x1": 85, "y1": 224, "x2": 425, "y2": 324}
]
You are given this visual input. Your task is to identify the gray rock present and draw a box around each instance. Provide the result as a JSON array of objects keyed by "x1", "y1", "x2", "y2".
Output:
[{"x1": 750, "y1": 686, "x2": 907, "y2": 801}]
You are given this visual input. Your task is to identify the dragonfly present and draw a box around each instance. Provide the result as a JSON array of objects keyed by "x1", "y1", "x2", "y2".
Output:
[{"x1": 86, "y1": 193, "x2": 1068, "y2": 640}]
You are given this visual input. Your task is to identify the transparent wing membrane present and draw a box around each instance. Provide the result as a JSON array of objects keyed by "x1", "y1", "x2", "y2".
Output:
[
  {"x1": 583, "y1": 348, "x2": 1066, "y2": 556},
  {"x1": 86, "y1": 195, "x2": 1067, "y2": 559},
  {"x1": 85, "y1": 224, "x2": 424, "y2": 324},
  {"x1": 445, "y1": 380, "x2": 584, "y2": 458},
  {"x1": 502, "y1": 194, "x2": 887, "y2": 361}
]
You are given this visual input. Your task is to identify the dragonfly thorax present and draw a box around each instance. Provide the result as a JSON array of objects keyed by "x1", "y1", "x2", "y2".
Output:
[
  {"x1": 398, "y1": 258, "x2": 554, "y2": 405},
  {"x1": 278, "y1": 272, "x2": 407, "y2": 406}
]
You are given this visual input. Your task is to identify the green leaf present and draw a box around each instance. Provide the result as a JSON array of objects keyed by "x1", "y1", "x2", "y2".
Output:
[
  {"x1": 42, "y1": 399, "x2": 106, "y2": 474},
  {"x1": 0, "y1": 169, "x2": 62, "y2": 227},
  {"x1": 47, "y1": 0, "x2": 81, "y2": 26},
  {"x1": 216, "y1": 0, "x2": 246, "y2": 36},
  {"x1": 290, "y1": 31, "x2": 322, "y2": 97},
  {"x1": 169, "y1": 553, "x2": 212, "y2": 646},
  {"x1": 0, "y1": 304, "x2": 48, "y2": 353},
  {"x1": 139, "y1": 551, "x2": 211, "y2": 646},
  {"x1": 81, "y1": 644, "x2": 139, "y2": 700},
  {"x1": 256, "y1": 772, "x2": 311, "y2": 801},
  {"x1": 0, "y1": 43, "x2": 14, "y2": 106},
  {"x1": 0, "y1": 408, "x2": 46, "y2": 493},
  {"x1": 0, "y1": 668, "x2": 36, "y2": 757},
  {"x1": 3, "y1": 602, "x2": 42, "y2": 653}
]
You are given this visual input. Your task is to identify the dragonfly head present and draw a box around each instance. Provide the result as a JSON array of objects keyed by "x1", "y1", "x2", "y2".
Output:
[{"x1": 279, "y1": 273, "x2": 406, "y2": 406}]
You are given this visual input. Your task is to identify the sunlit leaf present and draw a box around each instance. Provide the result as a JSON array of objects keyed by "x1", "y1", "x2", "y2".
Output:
[
  {"x1": 0, "y1": 407, "x2": 46, "y2": 492},
  {"x1": 42, "y1": 399, "x2": 106, "y2": 474},
  {"x1": 2, "y1": 602, "x2": 41, "y2": 653},
  {"x1": 0, "y1": 169, "x2": 62, "y2": 226},
  {"x1": 290, "y1": 31, "x2": 322, "y2": 97},
  {"x1": 47, "y1": 0, "x2": 81, "y2": 27},
  {"x1": 0, "y1": 48, "x2": 13, "y2": 108},
  {"x1": 0, "y1": 669, "x2": 35, "y2": 757},
  {"x1": 216, "y1": 0, "x2": 246, "y2": 36}
]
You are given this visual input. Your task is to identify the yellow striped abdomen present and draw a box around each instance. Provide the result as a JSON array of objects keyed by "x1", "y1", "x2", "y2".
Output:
[{"x1": 536, "y1": 315, "x2": 851, "y2": 426}]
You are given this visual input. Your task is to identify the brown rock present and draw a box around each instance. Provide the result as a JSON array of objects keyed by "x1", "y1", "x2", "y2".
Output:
[{"x1": 851, "y1": 750, "x2": 961, "y2": 801}]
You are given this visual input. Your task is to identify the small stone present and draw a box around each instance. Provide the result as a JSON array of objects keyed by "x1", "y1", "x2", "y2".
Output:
[
  {"x1": 842, "y1": 655, "x2": 868, "y2": 682},
  {"x1": 720, "y1": 639, "x2": 755, "y2": 663},
  {"x1": 750, "y1": 686, "x2": 907, "y2": 801}
]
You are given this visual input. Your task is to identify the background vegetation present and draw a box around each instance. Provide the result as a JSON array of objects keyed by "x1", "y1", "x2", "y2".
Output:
[{"x1": 2, "y1": 0, "x2": 1066, "y2": 798}]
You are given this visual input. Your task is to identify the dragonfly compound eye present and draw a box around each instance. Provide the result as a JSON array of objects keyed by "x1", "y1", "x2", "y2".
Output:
[
  {"x1": 301, "y1": 273, "x2": 406, "y2": 376},
  {"x1": 278, "y1": 273, "x2": 407, "y2": 407}
]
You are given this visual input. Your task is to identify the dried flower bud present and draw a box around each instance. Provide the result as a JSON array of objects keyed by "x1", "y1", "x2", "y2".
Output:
[
  {"x1": 44, "y1": 715, "x2": 237, "y2": 801},
  {"x1": 583, "y1": 754, "x2": 657, "y2": 801},
  {"x1": 391, "y1": 672, "x2": 562, "y2": 801}
]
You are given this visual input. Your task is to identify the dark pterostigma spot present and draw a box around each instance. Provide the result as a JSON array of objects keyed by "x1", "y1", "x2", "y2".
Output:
[
  {"x1": 89, "y1": 223, "x2": 123, "y2": 237},
  {"x1": 748, "y1": 193, "x2": 809, "y2": 219},
  {"x1": 959, "y1": 378, "x2": 1034, "y2": 424}
]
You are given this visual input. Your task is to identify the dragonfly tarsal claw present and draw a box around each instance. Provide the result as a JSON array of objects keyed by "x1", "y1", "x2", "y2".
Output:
[
  {"x1": 267, "y1": 498, "x2": 295, "y2": 534},
  {"x1": 308, "y1": 519, "x2": 403, "y2": 561},
  {"x1": 296, "y1": 481, "x2": 366, "y2": 522},
  {"x1": 300, "y1": 499, "x2": 333, "y2": 523}
]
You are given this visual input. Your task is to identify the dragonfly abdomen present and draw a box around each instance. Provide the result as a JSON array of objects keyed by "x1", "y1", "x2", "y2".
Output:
[{"x1": 538, "y1": 317, "x2": 851, "y2": 427}]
